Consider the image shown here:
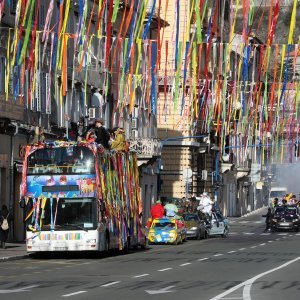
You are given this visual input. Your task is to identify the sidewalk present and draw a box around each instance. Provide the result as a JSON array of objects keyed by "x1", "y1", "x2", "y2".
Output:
[{"x1": 0, "y1": 242, "x2": 29, "y2": 262}]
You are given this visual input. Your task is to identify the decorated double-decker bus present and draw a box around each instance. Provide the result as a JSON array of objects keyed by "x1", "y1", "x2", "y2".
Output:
[{"x1": 19, "y1": 141, "x2": 145, "y2": 252}]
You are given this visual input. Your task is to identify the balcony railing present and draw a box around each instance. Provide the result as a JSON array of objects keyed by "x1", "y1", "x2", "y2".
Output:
[{"x1": 129, "y1": 138, "x2": 161, "y2": 158}]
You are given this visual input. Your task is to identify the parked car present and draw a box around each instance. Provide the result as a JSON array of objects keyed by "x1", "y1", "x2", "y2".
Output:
[
  {"x1": 200, "y1": 211, "x2": 229, "y2": 238},
  {"x1": 182, "y1": 213, "x2": 208, "y2": 239},
  {"x1": 147, "y1": 218, "x2": 184, "y2": 245},
  {"x1": 271, "y1": 205, "x2": 300, "y2": 231}
]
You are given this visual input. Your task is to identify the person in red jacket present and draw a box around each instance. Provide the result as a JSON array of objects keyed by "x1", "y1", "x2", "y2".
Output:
[{"x1": 150, "y1": 200, "x2": 165, "y2": 219}]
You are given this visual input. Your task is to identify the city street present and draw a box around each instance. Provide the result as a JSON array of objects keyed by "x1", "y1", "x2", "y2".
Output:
[{"x1": 0, "y1": 208, "x2": 300, "y2": 300}]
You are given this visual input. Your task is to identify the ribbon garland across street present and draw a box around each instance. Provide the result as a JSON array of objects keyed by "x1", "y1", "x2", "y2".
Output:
[{"x1": 0, "y1": 0, "x2": 299, "y2": 162}]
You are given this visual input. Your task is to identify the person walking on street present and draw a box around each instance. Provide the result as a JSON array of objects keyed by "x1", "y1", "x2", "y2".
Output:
[
  {"x1": 0, "y1": 205, "x2": 12, "y2": 249},
  {"x1": 262, "y1": 207, "x2": 273, "y2": 232},
  {"x1": 94, "y1": 119, "x2": 110, "y2": 149}
]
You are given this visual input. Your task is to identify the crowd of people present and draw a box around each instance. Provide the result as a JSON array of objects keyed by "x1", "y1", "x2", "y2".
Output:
[{"x1": 32, "y1": 118, "x2": 130, "y2": 152}]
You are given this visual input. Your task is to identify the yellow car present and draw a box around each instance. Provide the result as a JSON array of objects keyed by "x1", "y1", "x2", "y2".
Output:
[{"x1": 147, "y1": 218, "x2": 183, "y2": 245}]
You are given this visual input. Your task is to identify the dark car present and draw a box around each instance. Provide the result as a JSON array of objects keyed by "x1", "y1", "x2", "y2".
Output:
[
  {"x1": 182, "y1": 213, "x2": 208, "y2": 239},
  {"x1": 271, "y1": 205, "x2": 300, "y2": 231}
]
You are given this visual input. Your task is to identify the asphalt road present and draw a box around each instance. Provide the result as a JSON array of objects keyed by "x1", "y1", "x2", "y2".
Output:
[{"x1": 1, "y1": 208, "x2": 300, "y2": 300}]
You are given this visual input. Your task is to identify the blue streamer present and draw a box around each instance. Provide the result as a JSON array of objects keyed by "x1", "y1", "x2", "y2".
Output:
[
  {"x1": 142, "y1": 0, "x2": 156, "y2": 40},
  {"x1": 175, "y1": 0, "x2": 179, "y2": 70},
  {"x1": 151, "y1": 42, "x2": 157, "y2": 115}
]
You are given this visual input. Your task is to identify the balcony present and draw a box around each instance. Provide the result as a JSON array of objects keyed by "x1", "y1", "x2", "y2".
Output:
[{"x1": 129, "y1": 138, "x2": 161, "y2": 162}]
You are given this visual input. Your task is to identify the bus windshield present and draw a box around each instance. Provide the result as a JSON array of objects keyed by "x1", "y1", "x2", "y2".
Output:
[
  {"x1": 27, "y1": 146, "x2": 95, "y2": 175},
  {"x1": 25, "y1": 198, "x2": 97, "y2": 230}
]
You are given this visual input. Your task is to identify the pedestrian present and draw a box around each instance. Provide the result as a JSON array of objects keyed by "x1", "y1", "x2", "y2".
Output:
[
  {"x1": 94, "y1": 119, "x2": 110, "y2": 149},
  {"x1": 262, "y1": 207, "x2": 273, "y2": 232},
  {"x1": 0, "y1": 205, "x2": 12, "y2": 249}
]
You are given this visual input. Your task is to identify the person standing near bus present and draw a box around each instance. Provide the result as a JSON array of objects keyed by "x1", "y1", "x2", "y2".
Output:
[{"x1": 0, "y1": 205, "x2": 13, "y2": 249}]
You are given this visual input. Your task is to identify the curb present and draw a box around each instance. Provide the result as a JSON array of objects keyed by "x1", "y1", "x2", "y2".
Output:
[
  {"x1": 240, "y1": 206, "x2": 267, "y2": 218},
  {"x1": 0, "y1": 254, "x2": 30, "y2": 262}
]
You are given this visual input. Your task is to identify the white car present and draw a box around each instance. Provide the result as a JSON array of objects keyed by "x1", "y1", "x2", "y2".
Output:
[{"x1": 207, "y1": 212, "x2": 229, "y2": 237}]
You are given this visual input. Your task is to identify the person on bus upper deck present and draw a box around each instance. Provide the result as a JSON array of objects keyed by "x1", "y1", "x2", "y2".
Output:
[
  {"x1": 94, "y1": 119, "x2": 110, "y2": 149},
  {"x1": 111, "y1": 128, "x2": 126, "y2": 151}
]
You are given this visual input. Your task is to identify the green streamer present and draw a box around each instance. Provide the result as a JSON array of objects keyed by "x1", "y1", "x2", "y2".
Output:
[
  {"x1": 18, "y1": 0, "x2": 35, "y2": 65},
  {"x1": 112, "y1": 0, "x2": 121, "y2": 23}
]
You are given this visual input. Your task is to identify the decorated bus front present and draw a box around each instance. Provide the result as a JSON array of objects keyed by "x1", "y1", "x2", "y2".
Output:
[{"x1": 21, "y1": 142, "x2": 106, "y2": 252}]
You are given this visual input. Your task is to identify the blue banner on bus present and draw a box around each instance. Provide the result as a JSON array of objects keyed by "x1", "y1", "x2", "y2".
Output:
[{"x1": 26, "y1": 174, "x2": 97, "y2": 198}]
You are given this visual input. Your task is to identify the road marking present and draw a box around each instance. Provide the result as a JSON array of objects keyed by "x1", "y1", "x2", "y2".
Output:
[
  {"x1": 101, "y1": 281, "x2": 121, "y2": 287},
  {"x1": 179, "y1": 262, "x2": 191, "y2": 266},
  {"x1": 229, "y1": 232, "x2": 238, "y2": 235},
  {"x1": 198, "y1": 258, "x2": 209, "y2": 261},
  {"x1": 275, "y1": 238, "x2": 280, "y2": 240},
  {"x1": 145, "y1": 285, "x2": 176, "y2": 295},
  {"x1": 0, "y1": 285, "x2": 39, "y2": 294},
  {"x1": 296, "y1": 233, "x2": 300, "y2": 236},
  {"x1": 158, "y1": 268, "x2": 172, "y2": 272},
  {"x1": 227, "y1": 250, "x2": 236, "y2": 254},
  {"x1": 261, "y1": 233, "x2": 270, "y2": 235},
  {"x1": 62, "y1": 291, "x2": 87, "y2": 297},
  {"x1": 239, "y1": 248, "x2": 246, "y2": 251},
  {"x1": 254, "y1": 221, "x2": 263, "y2": 224},
  {"x1": 133, "y1": 274, "x2": 149, "y2": 278},
  {"x1": 209, "y1": 256, "x2": 300, "y2": 300},
  {"x1": 278, "y1": 233, "x2": 288, "y2": 235},
  {"x1": 213, "y1": 254, "x2": 223, "y2": 257},
  {"x1": 268, "y1": 241, "x2": 273, "y2": 243},
  {"x1": 259, "y1": 243, "x2": 266, "y2": 246},
  {"x1": 250, "y1": 246, "x2": 257, "y2": 248},
  {"x1": 239, "y1": 221, "x2": 250, "y2": 223},
  {"x1": 243, "y1": 233, "x2": 254, "y2": 235}
]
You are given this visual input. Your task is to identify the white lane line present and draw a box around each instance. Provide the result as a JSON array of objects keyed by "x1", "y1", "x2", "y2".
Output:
[
  {"x1": 228, "y1": 232, "x2": 238, "y2": 235},
  {"x1": 227, "y1": 250, "x2": 237, "y2": 254},
  {"x1": 261, "y1": 233, "x2": 270, "y2": 235},
  {"x1": 62, "y1": 291, "x2": 87, "y2": 297},
  {"x1": 101, "y1": 281, "x2": 121, "y2": 287},
  {"x1": 275, "y1": 238, "x2": 280, "y2": 240},
  {"x1": 289, "y1": 235, "x2": 293, "y2": 237},
  {"x1": 250, "y1": 246, "x2": 257, "y2": 249},
  {"x1": 179, "y1": 262, "x2": 191, "y2": 266},
  {"x1": 240, "y1": 221, "x2": 250, "y2": 223},
  {"x1": 254, "y1": 221, "x2": 263, "y2": 224},
  {"x1": 268, "y1": 241, "x2": 273, "y2": 243},
  {"x1": 158, "y1": 268, "x2": 172, "y2": 272},
  {"x1": 133, "y1": 274, "x2": 149, "y2": 278},
  {"x1": 244, "y1": 232, "x2": 255, "y2": 235},
  {"x1": 239, "y1": 248, "x2": 246, "y2": 251},
  {"x1": 209, "y1": 256, "x2": 300, "y2": 300},
  {"x1": 296, "y1": 233, "x2": 300, "y2": 236},
  {"x1": 259, "y1": 243, "x2": 266, "y2": 246},
  {"x1": 278, "y1": 233, "x2": 288, "y2": 235},
  {"x1": 213, "y1": 254, "x2": 223, "y2": 257},
  {"x1": 198, "y1": 258, "x2": 209, "y2": 261}
]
